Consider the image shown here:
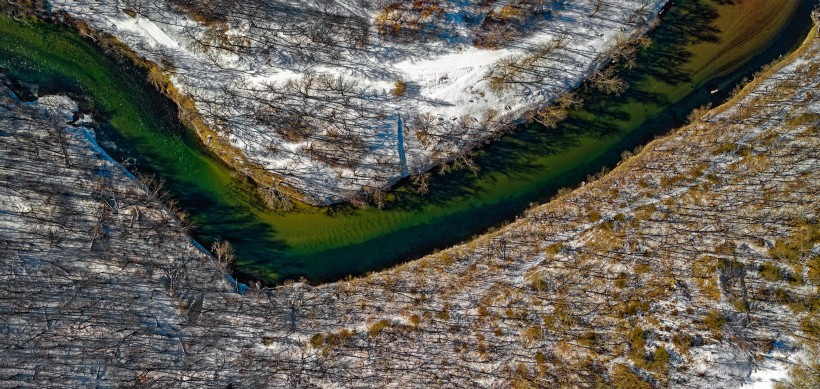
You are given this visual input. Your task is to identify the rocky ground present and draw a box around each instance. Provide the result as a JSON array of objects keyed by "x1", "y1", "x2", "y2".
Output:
[{"x1": 0, "y1": 12, "x2": 818, "y2": 389}]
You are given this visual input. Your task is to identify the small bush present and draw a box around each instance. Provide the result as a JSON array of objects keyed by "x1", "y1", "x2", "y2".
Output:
[
  {"x1": 808, "y1": 255, "x2": 820, "y2": 284},
  {"x1": 635, "y1": 263, "x2": 651, "y2": 275},
  {"x1": 588, "y1": 210, "x2": 602, "y2": 222},
  {"x1": 369, "y1": 319, "x2": 391, "y2": 336},
  {"x1": 651, "y1": 346, "x2": 671, "y2": 372},
  {"x1": 703, "y1": 309, "x2": 725, "y2": 333},
  {"x1": 673, "y1": 333, "x2": 694, "y2": 355},
  {"x1": 759, "y1": 261, "x2": 783, "y2": 282},
  {"x1": 615, "y1": 273, "x2": 629, "y2": 289},
  {"x1": 324, "y1": 329, "x2": 354, "y2": 346},
  {"x1": 579, "y1": 331, "x2": 599, "y2": 349},
  {"x1": 611, "y1": 365, "x2": 652, "y2": 389},
  {"x1": 436, "y1": 309, "x2": 450, "y2": 320},
  {"x1": 522, "y1": 326, "x2": 542, "y2": 343},
  {"x1": 787, "y1": 112, "x2": 820, "y2": 127},
  {"x1": 627, "y1": 327, "x2": 646, "y2": 366},
  {"x1": 310, "y1": 333, "x2": 324, "y2": 348},
  {"x1": 392, "y1": 79, "x2": 406, "y2": 96}
]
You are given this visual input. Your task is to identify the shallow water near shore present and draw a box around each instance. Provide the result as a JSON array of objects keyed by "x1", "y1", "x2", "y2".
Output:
[{"x1": 0, "y1": 0, "x2": 815, "y2": 283}]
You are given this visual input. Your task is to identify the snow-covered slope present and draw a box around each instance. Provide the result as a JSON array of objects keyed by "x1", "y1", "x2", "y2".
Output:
[{"x1": 51, "y1": 0, "x2": 665, "y2": 204}]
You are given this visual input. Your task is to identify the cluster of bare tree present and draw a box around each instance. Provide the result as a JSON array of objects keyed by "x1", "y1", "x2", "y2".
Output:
[
  {"x1": 487, "y1": 34, "x2": 572, "y2": 92},
  {"x1": 196, "y1": 71, "x2": 397, "y2": 201},
  {"x1": 374, "y1": 0, "x2": 444, "y2": 38},
  {"x1": 486, "y1": 30, "x2": 640, "y2": 96},
  {"x1": 474, "y1": 0, "x2": 560, "y2": 48},
  {"x1": 132, "y1": 0, "x2": 373, "y2": 66}
]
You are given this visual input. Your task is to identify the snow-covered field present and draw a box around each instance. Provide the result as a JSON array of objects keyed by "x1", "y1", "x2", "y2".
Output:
[{"x1": 51, "y1": 0, "x2": 665, "y2": 204}]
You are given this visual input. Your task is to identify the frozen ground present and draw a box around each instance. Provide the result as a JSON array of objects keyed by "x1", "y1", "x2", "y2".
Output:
[
  {"x1": 51, "y1": 0, "x2": 666, "y2": 204},
  {"x1": 0, "y1": 27, "x2": 817, "y2": 386}
]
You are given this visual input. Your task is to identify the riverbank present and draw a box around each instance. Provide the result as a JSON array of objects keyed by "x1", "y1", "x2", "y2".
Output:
[{"x1": 1, "y1": 14, "x2": 817, "y2": 386}]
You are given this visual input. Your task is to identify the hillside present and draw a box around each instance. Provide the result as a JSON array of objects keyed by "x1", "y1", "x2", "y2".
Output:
[
  {"x1": 48, "y1": 0, "x2": 665, "y2": 204},
  {"x1": 1, "y1": 19, "x2": 818, "y2": 387}
]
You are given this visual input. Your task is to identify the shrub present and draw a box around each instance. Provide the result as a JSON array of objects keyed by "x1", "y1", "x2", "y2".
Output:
[
  {"x1": 580, "y1": 331, "x2": 599, "y2": 350},
  {"x1": 703, "y1": 309, "x2": 725, "y2": 334},
  {"x1": 694, "y1": 256, "x2": 721, "y2": 300},
  {"x1": 392, "y1": 79, "x2": 406, "y2": 96},
  {"x1": 615, "y1": 273, "x2": 629, "y2": 289},
  {"x1": 673, "y1": 333, "x2": 694, "y2": 355},
  {"x1": 324, "y1": 329, "x2": 355, "y2": 346},
  {"x1": 800, "y1": 315, "x2": 820, "y2": 339},
  {"x1": 786, "y1": 112, "x2": 820, "y2": 127},
  {"x1": 588, "y1": 209, "x2": 602, "y2": 222},
  {"x1": 611, "y1": 365, "x2": 652, "y2": 389},
  {"x1": 369, "y1": 319, "x2": 392, "y2": 336},
  {"x1": 808, "y1": 255, "x2": 820, "y2": 284},
  {"x1": 591, "y1": 67, "x2": 628, "y2": 96},
  {"x1": 759, "y1": 261, "x2": 783, "y2": 282},
  {"x1": 522, "y1": 326, "x2": 542, "y2": 343},
  {"x1": 651, "y1": 346, "x2": 671, "y2": 373},
  {"x1": 627, "y1": 327, "x2": 646, "y2": 366},
  {"x1": 310, "y1": 333, "x2": 324, "y2": 348},
  {"x1": 635, "y1": 263, "x2": 651, "y2": 275}
]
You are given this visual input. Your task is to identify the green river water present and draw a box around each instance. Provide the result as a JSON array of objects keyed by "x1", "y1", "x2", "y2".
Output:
[{"x1": 0, "y1": 0, "x2": 816, "y2": 283}]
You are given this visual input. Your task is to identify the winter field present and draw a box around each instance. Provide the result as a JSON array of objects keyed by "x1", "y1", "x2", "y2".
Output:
[{"x1": 51, "y1": 0, "x2": 666, "y2": 204}]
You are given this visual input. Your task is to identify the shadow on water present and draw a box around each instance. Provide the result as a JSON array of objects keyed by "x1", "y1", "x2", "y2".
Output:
[
  {"x1": 0, "y1": 0, "x2": 816, "y2": 284},
  {"x1": 383, "y1": 0, "x2": 729, "y2": 211},
  {"x1": 281, "y1": 0, "x2": 817, "y2": 283}
]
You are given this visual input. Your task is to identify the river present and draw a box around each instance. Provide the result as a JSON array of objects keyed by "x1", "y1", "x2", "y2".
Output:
[{"x1": 0, "y1": 0, "x2": 815, "y2": 283}]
